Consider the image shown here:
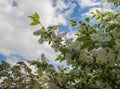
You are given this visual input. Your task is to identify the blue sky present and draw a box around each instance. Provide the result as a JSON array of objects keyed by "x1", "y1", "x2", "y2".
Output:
[{"x1": 0, "y1": 0, "x2": 102, "y2": 65}]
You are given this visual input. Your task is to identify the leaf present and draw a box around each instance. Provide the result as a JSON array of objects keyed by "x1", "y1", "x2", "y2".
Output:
[
  {"x1": 60, "y1": 47, "x2": 68, "y2": 54},
  {"x1": 96, "y1": 16, "x2": 100, "y2": 20},
  {"x1": 90, "y1": 11, "x2": 94, "y2": 14},
  {"x1": 34, "y1": 12, "x2": 40, "y2": 20},
  {"x1": 28, "y1": 16, "x2": 34, "y2": 19},
  {"x1": 30, "y1": 21, "x2": 39, "y2": 25},
  {"x1": 79, "y1": 28, "x2": 83, "y2": 32},
  {"x1": 70, "y1": 20, "x2": 77, "y2": 26},
  {"x1": 106, "y1": 24, "x2": 118, "y2": 32},
  {"x1": 88, "y1": 46, "x2": 95, "y2": 51},
  {"x1": 108, "y1": 38, "x2": 116, "y2": 47},
  {"x1": 29, "y1": 12, "x2": 40, "y2": 26},
  {"x1": 85, "y1": 18, "x2": 90, "y2": 22},
  {"x1": 80, "y1": 41, "x2": 90, "y2": 49},
  {"x1": 77, "y1": 36, "x2": 91, "y2": 41},
  {"x1": 17, "y1": 61, "x2": 26, "y2": 65},
  {"x1": 88, "y1": 45, "x2": 99, "y2": 51},
  {"x1": 55, "y1": 55, "x2": 64, "y2": 62},
  {"x1": 41, "y1": 26, "x2": 45, "y2": 30},
  {"x1": 96, "y1": 9, "x2": 100, "y2": 13}
]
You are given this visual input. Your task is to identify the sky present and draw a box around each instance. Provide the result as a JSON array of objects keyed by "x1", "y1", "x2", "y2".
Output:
[{"x1": 0, "y1": 0, "x2": 102, "y2": 65}]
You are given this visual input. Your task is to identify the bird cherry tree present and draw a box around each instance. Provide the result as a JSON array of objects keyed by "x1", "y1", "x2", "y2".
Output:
[{"x1": 28, "y1": 0, "x2": 120, "y2": 88}]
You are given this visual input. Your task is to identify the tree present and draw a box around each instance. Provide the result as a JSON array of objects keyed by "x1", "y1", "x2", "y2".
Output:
[
  {"x1": 0, "y1": 61, "x2": 40, "y2": 89},
  {"x1": 28, "y1": 0, "x2": 120, "y2": 89},
  {"x1": 0, "y1": 0, "x2": 120, "y2": 89}
]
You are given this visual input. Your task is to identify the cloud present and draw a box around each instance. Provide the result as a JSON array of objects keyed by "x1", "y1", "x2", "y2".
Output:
[
  {"x1": 81, "y1": 7, "x2": 102, "y2": 17},
  {"x1": 81, "y1": 6, "x2": 112, "y2": 17},
  {"x1": 0, "y1": 0, "x2": 76, "y2": 64},
  {"x1": 77, "y1": 0, "x2": 100, "y2": 8},
  {"x1": 53, "y1": 0, "x2": 76, "y2": 24},
  {"x1": 5, "y1": 55, "x2": 24, "y2": 66}
]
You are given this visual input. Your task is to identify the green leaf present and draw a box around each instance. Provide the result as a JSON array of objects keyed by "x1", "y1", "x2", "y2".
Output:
[
  {"x1": 106, "y1": 24, "x2": 118, "y2": 32},
  {"x1": 81, "y1": 41, "x2": 90, "y2": 49},
  {"x1": 41, "y1": 26, "x2": 45, "y2": 30},
  {"x1": 88, "y1": 45, "x2": 99, "y2": 51},
  {"x1": 55, "y1": 55, "x2": 64, "y2": 62},
  {"x1": 79, "y1": 28, "x2": 83, "y2": 32},
  {"x1": 34, "y1": 12, "x2": 40, "y2": 20},
  {"x1": 60, "y1": 47, "x2": 68, "y2": 54},
  {"x1": 30, "y1": 21, "x2": 39, "y2": 25},
  {"x1": 88, "y1": 46, "x2": 94, "y2": 51},
  {"x1": 85, "y1": 18, "x2": 90, "y2": 22},
  {"x1": 90, "y1": 11, "x2": 94, "y2": 14},
  {"x1": 108, "y1": 38, "x2": 116, "y2": 47},
  {"x1": 28, "y1": 16, "x2": 34, "y2": 19},
  {"x1": 96, "y1": 9, "x2": 100, "y2": 13},
  {"x1": 70, "y1": 20, "x2": 77, "y2": 26},
  {"x1": 96, "y1": 16, "x2": 100, "y2": 20},
  {"x1": 77, "y1": 36, "x2": 91, "y2": 41}
]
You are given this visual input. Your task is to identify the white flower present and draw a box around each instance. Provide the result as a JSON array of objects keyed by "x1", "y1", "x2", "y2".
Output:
[
  {"x1": 96, "y1": 49, "x2": 107, "y2": 63},
  {"x1": 112, "y1": 30, "x2": 120, "y2": 39},
  {"x1": 90, "y1": 34, "x2": 99, "y2": 41}
]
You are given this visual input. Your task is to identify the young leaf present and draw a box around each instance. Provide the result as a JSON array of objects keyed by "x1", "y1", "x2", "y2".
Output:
[
  {"x1": 28, "y1": 16, "x2": 34, "y2": 19},
  {"x1": 30, "y1": 21, "x2": 39, "y2": 25},
  {"x1": 41, "y1": 26, "x2": 45, "y2": 30},
  {"x1": 35, "y1": 12, "x2": 40, "y2": 20},
  {"x1": 70, "y1": 20, "x2": 77, "y2": 26},
  {"x1": 96, "y1": 9, "x2": 100, "y2": 14}
]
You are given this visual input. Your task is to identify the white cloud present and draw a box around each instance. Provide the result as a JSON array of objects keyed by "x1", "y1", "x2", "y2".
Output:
[
  {"x1": 54, "y1": 0, "x2": 76, "y2": 24},
  {"x1": 81, "y1": 7, "x2": 102, "y2": 17},
  {"x1": 79, "y1": 0, "x2": 113, "y2": 17},
  {"x1": 81, "y1": 6, "x2": 112, "y2": 17},
  {"x1": 77, "y1": 0, "x2": 100, "y2": 8},
  {"x1": 55, "y1": 0, "x2": 69, "y2": 11},
  {"x1": 5, "y1": 55, "x2": 23, "y2": 66},
  {"x1": 0, "y1": 0, "x2": 76, "y2": 64}
]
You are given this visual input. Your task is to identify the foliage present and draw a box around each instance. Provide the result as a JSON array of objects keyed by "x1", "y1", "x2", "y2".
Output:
[
  {"x1": 0, "y1": 61, "x2": 40, "y2": 89},
  {"x1": 28, "y1": 0, "x2": 120, "y2": 89},
  {"x1": 0, "y1": 0, "x2": 120, "y2": 89}
]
